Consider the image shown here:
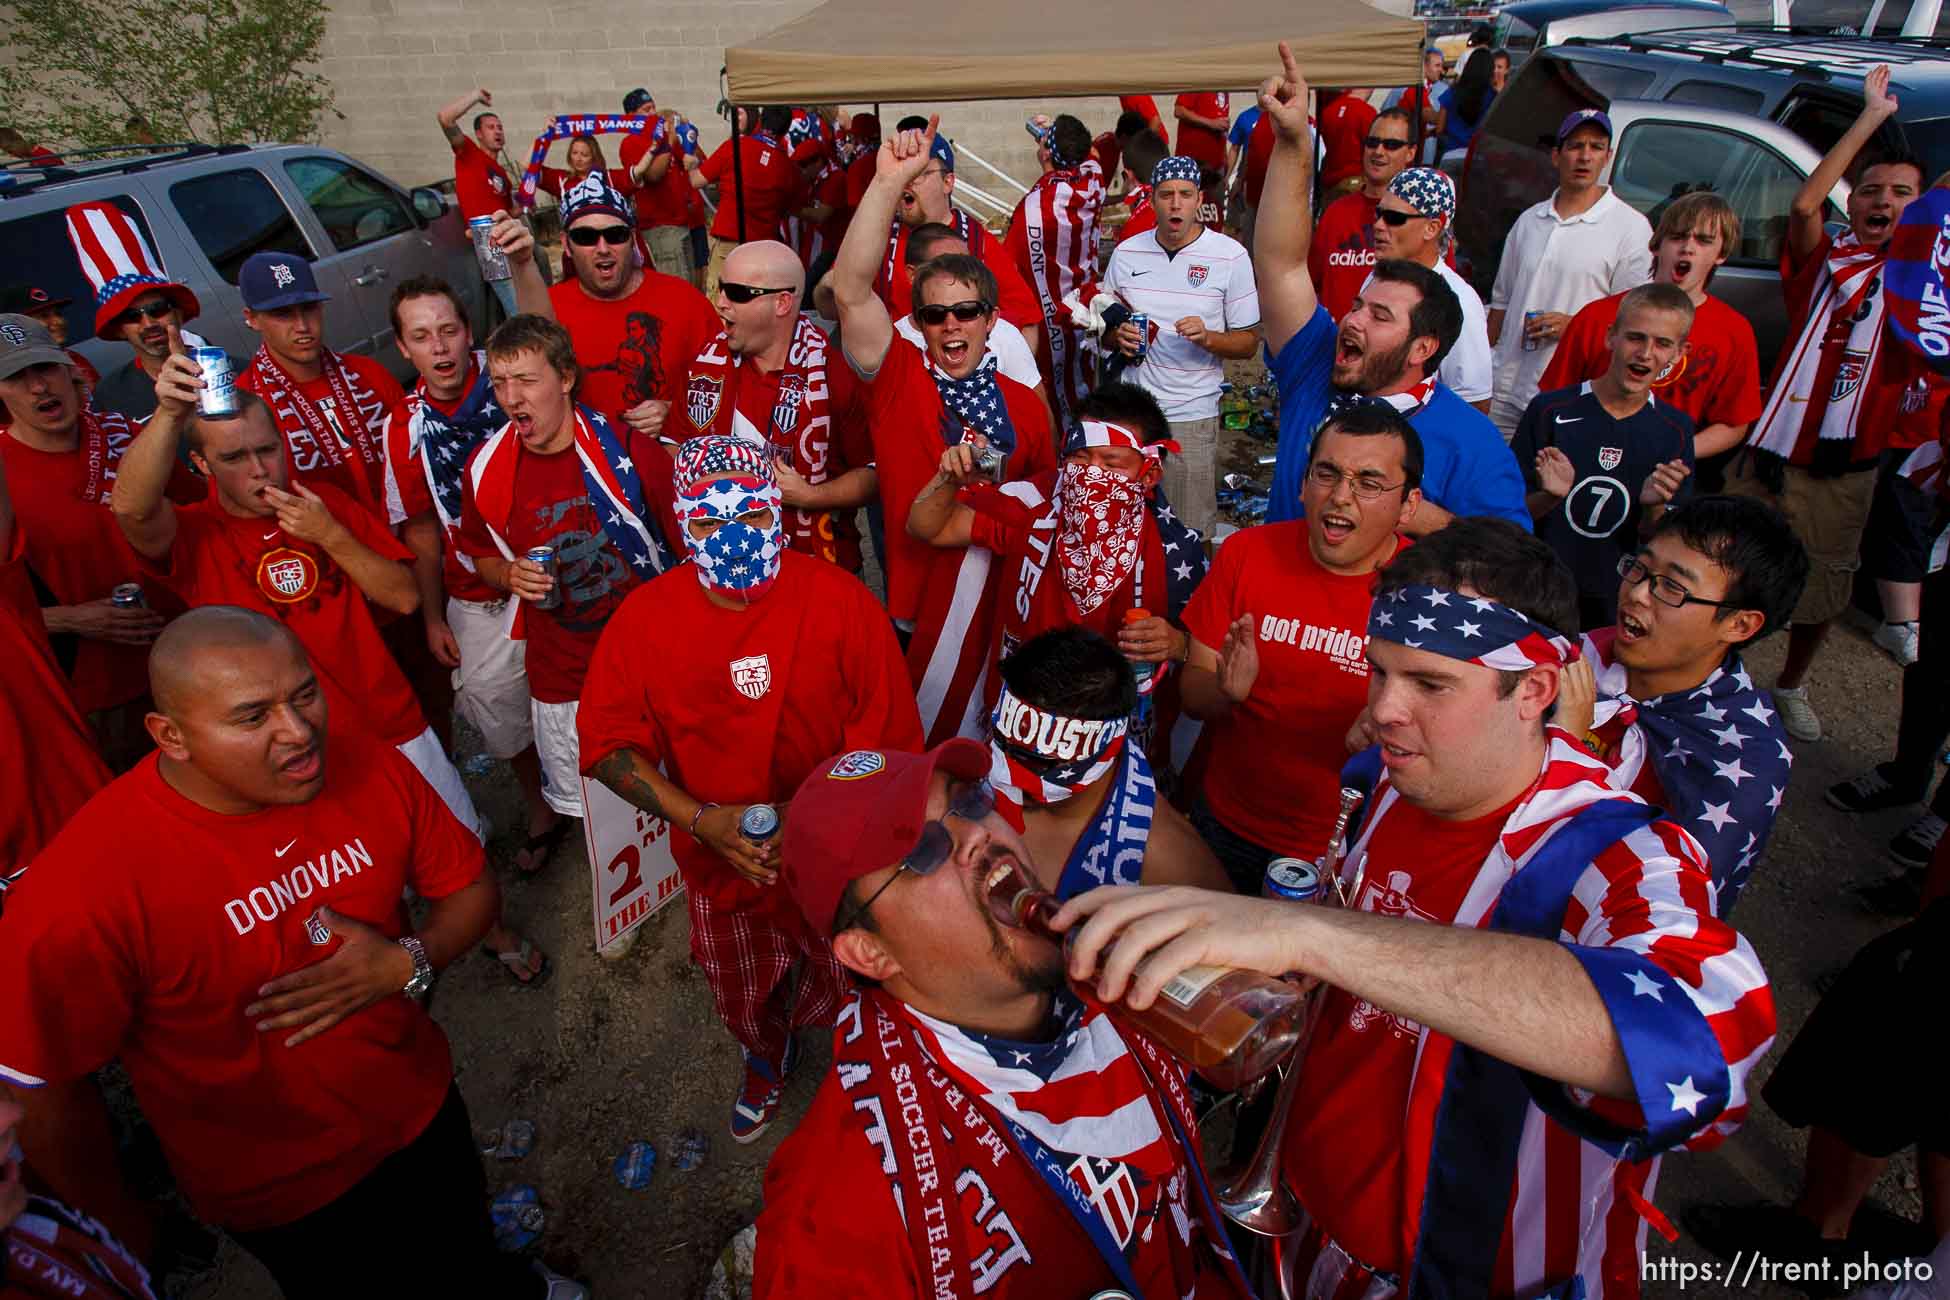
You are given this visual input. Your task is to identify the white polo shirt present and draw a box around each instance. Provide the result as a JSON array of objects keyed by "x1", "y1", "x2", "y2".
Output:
[
  {"x1": 1101, "y1": 226, "x2": 1261, "y2": 422},
  {"x1": 894, "y1": 313, "x2": 1043, "y2": 390},
  {"x1": 1488, "y1": 186, "x2": 1653, "y2": 434},
  {"x1": 1436, "y1": 259, "x2": 1492, "y2": 404}
]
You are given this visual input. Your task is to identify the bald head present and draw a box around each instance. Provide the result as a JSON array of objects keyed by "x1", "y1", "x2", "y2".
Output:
[
  {"x1": 716, "y1": 240, "x2": 806, "y2": 357},
  {"x1": 150, "y1": 606, "x2": 303, "y2": 716},
  {"x1": 723, "y1": 240, "x2": 806, "y2": 299}
]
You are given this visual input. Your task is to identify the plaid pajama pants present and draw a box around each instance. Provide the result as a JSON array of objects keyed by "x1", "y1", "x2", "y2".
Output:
[{"x1": 688, "y1": 888, "x2": 849, "y2": 1068}]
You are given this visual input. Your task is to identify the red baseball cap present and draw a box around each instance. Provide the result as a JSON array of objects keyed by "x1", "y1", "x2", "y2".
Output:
[{"x1": 782, "y1": 739, "x2": 989, "y2": 936}]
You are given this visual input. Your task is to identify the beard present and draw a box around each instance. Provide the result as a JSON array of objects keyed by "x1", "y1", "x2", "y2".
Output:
[{"x1": 1354, "y1": 335, "x2": 1414, "y2": 393}]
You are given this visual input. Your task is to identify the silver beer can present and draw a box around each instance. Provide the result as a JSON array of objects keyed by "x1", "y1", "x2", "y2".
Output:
[
  {"x1": 110, "y1": 582, "x2": 145, "y2": 609},
  {"x1": 471, "y1": 216, "x2": 512, "y2": 283},
  {"x1": 193, "y1": 346, "x2": 238, "y2": 416},
  {"x1": 1263, "y1": 857, "x2": 1323, "y2": 903},
  {"x1": 525, "y1": 545, "x2": 561, "y2": 610},
  {"x1": 739, "y1": 804, "x2": 781, "y2": 843}
]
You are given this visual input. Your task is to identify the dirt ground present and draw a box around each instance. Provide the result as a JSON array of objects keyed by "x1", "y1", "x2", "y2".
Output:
[{"x1": 177, "y1": 383, "x2": 1938, "y2": 1300}]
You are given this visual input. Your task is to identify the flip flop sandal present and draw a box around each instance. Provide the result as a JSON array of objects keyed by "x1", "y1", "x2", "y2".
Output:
[
  {"x1": 515, "y1": 818, "x2": 574, "y2": 875},
  {"x1": 484, "y1": 938, "x2": 552, "y2": 989}
]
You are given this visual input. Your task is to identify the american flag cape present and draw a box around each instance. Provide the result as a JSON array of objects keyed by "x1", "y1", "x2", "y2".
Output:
[
  {"x1": 908, "y1": 473, "x2": 1205, "y2": 747},
  {"x1": 462, "y1": 403, "x2": 674, "y2": 637},
  {"x1": 380, "y1": 351, "x2": 504, "y2": 534},
  {"x1": 1306, "y1": 737, "x2": 1775, "y2": 1300},
  {"x1": 1004, "y1": 160, "x2": 1105, "y2": 423},
  {"x1": 1580, "y1": 629, "x2": 1793, "y2": 915}
]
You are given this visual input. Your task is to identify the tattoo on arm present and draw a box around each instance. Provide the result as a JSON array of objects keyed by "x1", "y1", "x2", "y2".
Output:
[
  {"x1": 441, "y1": 120, "x2": 464, "y2": 146},
  {"x1": 593, "y1": 749, "x2": 666, "y2": 819}
]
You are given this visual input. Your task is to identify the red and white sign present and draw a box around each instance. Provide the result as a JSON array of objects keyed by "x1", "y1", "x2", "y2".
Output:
[{"x1": 582, "y1": 775, "x2": 684, "y2": 954}]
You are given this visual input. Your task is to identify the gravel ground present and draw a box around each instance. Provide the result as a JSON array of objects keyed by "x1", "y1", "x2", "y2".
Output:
[{"x1": 176, "y1": 383, "x2": 1938, "y2": 1300}]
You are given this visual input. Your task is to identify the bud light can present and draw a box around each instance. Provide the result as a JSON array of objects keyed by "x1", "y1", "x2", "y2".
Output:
[
  {"x1": 110, "y1": 582, "x2": 145, "y2": 609},
  {"x1": 470, "y1": 215, "x2": 512, "y2": 283},
  {"x1": 192, "y1": 346, "x2": 238, "y2": 416},
  {"x1": 1263, "y1": 857, "x2": 1323, "y2": 903},
  {"x1": 1128, "y1": 311, "x2": 1149, "y2": 362},
  {"x1": 1522, "y1": 309, "x2": 1544, "y2": 353},
  {"x1": 524, "y1": 545, "x2": 560, "y2": 610},
  {"x1": 739, "y1": 804, "x2": 780, "y2": 843}
]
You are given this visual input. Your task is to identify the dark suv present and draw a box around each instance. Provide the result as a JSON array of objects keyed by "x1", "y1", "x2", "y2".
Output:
[{"x1": 1454, "y1": 30, "x2": 1950, "y2": 368}]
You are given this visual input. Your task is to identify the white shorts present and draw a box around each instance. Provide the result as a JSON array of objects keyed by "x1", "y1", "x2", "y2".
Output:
[
  {"x1": 397, "y1": 725, "x2": 486, "y2": 843},
  {"x1": 532, "y1": 698, "x2": 586, "y2": 819},
  {"x1": 448, "y1": 595, "x2": 533, "y2": 760}
]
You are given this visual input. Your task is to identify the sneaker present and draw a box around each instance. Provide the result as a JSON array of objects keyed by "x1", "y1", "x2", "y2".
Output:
[
  {"x1": 532, "y1": 1261, "x2": 590, "y2": 1300},
  {"x1": 1827, "y1": 765, "x2": 1923, "y2": 814},
  {"x1": 1872, "y1": 620, "x2": 1921, "y2": 667},
  {"x1": 730, "y1": 1040, "x2": 797, "y2": 1144},
  {"x1": 1773, "y1": 685, "x2": 1821, "y2": 742},
  {"x1": 1888, "y1": 812, "x2": 1947, "y2": 869}
]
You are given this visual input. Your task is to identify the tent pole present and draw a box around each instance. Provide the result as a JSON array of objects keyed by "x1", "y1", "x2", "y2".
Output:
[{"x1": 732, "y1": 105, "x2": 748, "y2": 243}]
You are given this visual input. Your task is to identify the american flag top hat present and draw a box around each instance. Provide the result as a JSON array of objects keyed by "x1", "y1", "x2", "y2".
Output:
[{"x1": 63, "y1": 201, "x2": 201, "y2": 340}]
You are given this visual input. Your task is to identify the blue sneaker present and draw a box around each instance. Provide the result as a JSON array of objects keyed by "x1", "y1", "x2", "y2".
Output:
[{"x1": 729, "y1": 1038, "x2": 798, "y2": 1144}]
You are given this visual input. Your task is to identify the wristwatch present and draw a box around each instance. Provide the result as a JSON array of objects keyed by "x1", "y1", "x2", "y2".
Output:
[{"x1": 398, "y1": 936, "x2": 433, "y2": 998}]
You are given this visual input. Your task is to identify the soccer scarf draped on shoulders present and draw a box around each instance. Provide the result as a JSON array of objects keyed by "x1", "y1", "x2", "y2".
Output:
[
  {"x1": 1749, "y1": 237, "x2": 1888, "y2": 464},
  {"x1": 465, "y1": 403, "x2": 674, "y2": 636},
  {"x1": 247, "y1": 345, "x2": 385, "y2": 513},
  {"x1": 880, "y1": 208, "x2": 987, "y2": 300},
  {"x1": 75, "y1": 405, "x2": 135, "y2": 505}
]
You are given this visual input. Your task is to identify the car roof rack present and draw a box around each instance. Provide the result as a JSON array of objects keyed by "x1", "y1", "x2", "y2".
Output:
[
  {"x1": 0, "y1": 141, "x2": 258, "y2": 201},
  {"x1": 1559, "y1": 24, "x2": 1950, "y2": 80}
]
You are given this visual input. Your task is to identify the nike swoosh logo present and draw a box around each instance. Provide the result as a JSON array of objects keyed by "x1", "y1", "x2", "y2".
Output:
[
  {"x1": 275, "y1": 838, "x2": 298, "y2": 858},
  {"x1": 1553, "y1": 414, "x2": 1582, "y2": 425},
  {"x1": 1129, "y1": 270, "x2": 1150, "y2": 277},
  {"x1": 262, "y1": 530, "x2": 280, "y2": 541}
]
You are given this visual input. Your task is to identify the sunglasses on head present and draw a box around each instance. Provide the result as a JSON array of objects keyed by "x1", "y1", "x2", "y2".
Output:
[
  {"x1": 916, "y1": 300, "x2": 991, "y2": 326},
  {"x1": 832, "y1": 779, "x2": 996, "y2": 933},
  {"x1": 1364, "y1": 136, "x2": 1414, "y2": 151},
  {"x1": 567, "y1": 224, "x2": 634, "y2": 247},
  {"x1": 719, "y1": 281, "x2": 793, "y2": 304},
  {"x1": 116, "y1": 301, "x2": 174, "y2": 326}
]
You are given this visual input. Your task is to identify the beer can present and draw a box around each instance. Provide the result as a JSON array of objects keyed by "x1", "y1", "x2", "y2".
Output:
[
  {"x1": 470, "y1": 215, "x2": 512, "y2": 283},
  {"x1": 1522, "y1": 309, "x2": 1544, "y2": 353},
  {"x1": 1128, "y1": 311, "x2": 1149, "y2": 362},
  {"x1": 612, "y1": 1139, "x2": 657, "y2": 1190},
  {"x1": 1263, "y1": 857, "x2": 1323, "y2": 902},
  {"x1": 110, "y1": 582, "x2": 145, "y2": 609},
  {"x1": 739, "y1": 804, "x2": 781, "y2": 843},
  {"x1": 525, "y1": 545, "x2": 561, "y2": 610},
  {"x1": 192, "y1": 346, "x2": 238, "y2": 416}
]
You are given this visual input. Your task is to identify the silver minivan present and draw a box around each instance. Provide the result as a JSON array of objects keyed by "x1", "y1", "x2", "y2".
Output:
[{"x1": 0, "y1": 143, "x2": 486, "y2": 382}]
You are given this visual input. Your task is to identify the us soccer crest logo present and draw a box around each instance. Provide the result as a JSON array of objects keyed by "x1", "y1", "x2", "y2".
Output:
[
  {"x1": 1832, "y1": 352, "x2": 1869, "y2": 402},
  {"x1": 1598, "y1": 446, "x2": 1624, "y2": 471},
  {"x1": 828, "y1": 750, "x2": 885, "y2": 780},
  {"x1": 772, "y1": 374, "x2": 805, "y2": 436},
  {"x1": 730, "y1": 653, "x2": 771, "y2": 700},
  {"x1": 1186, "y1": 263, "x2": 1210, "y2": 287},
  {"x1": 687, "y1": 374, "x2": 723, "y2": 429},
  {"x1": 257, "y1": 548, "x2": 318, "y2": 603}
]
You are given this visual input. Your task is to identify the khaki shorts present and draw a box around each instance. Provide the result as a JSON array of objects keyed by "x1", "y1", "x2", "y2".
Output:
[
  {"x1": 645, "y1": 224, "x2": 695, "y2": 280},
  {"x1": 532, "y1": 697, "x2": 586, "y2": 819},
  {"x1": 448, "y1": 595, "x2": 532, "y2": 760},
  {"x1": 1724, "y1": 453, "x2": 1876, "y2": 625},
  {"x1": 705, "y1": 236, "x2": 738, "y2": 302},
  {"x1": 1163, "y1": 416, "x2": 1222, "y2": 543}
]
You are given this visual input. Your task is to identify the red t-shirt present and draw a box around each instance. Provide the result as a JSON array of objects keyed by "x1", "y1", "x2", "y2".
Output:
[
  {"x1": 235, "y1": 352, "x2": 405, "y2": 516},
  {"x1": 1284, "y1": 788, "x2": 1524, "y2": 1277},
  {"x1": 1308, "y1": 191, "x2": 1381, "y2": 323},
  {"x1": 380, "y1": 378, "x2": 498, "y2": 605},
  {"x1": 455, "y1": 442, "x2": 648, "y2": 703},
  {"x1": 697, "y1": 135, "x2": 809, "y2": 243},
  {"x1": 1118, "y1": 198, "x2": 1157, "y2": 246},
  {"x1": 1245, "y1": 110, "x2": 1276, "y2": 207},
  {"x1": 844, "y1": 151, "x2": 876, "y2": 209},
  {"x1": 1319, "y1": 92, "x2": 1379, "y2": 192},
  {"x1": 547, "y1": 272, "x2": 721, "y2": 428},
  {"x1": 1120, "y1": 95, "x2": 1170, "y2": 146},
  {"x1": 1182, "y1": 523, "x2": 1396, "y2": 857},
  {"x1": 621, "y1": 130, "x2": 693, "y2": 229},
  {"x1": 862, "y1": 340, "x2": 1055, "y2": 622},
  {"x1": 1539, "y1": 291, "x2": 1763, "y2": 435},
  {"x1": 578, "y1": 552, "x2": 923, "y2": 915},
  {"x1": 0, "y1": 727, "x2": 482, "y2": 1231},
  {"x1": 0, "y1": 534, "x2": 110, "y2": 876},
  {"x1": 1173, "y1": 93, "x2": 1230, "y2": 172},
  {"x1": 450, "y1": 136, "x2": 514, "y2": 221},
  {"x1": 139, "y1": 486, "x2": 427, "y2": 746},
  {"x1": 0, "y1": 424, "x2": 197, "y2": 713},
  {"x1": 876, "y1": 222, "x2": 1044, "y2": 332}
]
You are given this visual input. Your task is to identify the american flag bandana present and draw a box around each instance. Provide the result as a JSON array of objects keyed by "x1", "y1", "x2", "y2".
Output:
[
  {"x1": 1389, "y1": 166, "x2": 1455, "y2": 220},
  {"x1": 986, "y1": 684, "x2": 1129, "y2": 830},
  {"x1": 1150, "y1": 155, "x2": 1202, "y2": 188},
  {"x1": 1368, "y1": 583, "x2": 1579, "y2": 670},
  {"x1": 1062, "y1": 418, "x2": 1179, "y2": 461},
  {"x1": 674, "y1": 434, "x2": 784, "y2": 601},
  {"x1": 929, "y1": 353, "x2": 1018, "y2": 454},
  {"x1": 516, "y1": 115, "x2": 658, "y2": 210}
]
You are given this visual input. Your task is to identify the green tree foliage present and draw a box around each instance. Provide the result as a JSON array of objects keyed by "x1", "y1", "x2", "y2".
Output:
[{"x1": 0, "y1": 0, "x2": 336, "y2": 151}]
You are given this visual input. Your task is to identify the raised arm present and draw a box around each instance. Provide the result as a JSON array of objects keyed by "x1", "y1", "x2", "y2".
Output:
[
  {"x1": 1790, "y1": 64, "x2": 1897, "y2": 261},
  {"x1": 437, "y1": 87, "x2": 489, "y2": 147},
  {"x1": 110, "y1": 352, "x2": 202, "y2": 559},
  {"x1": 1252, "y1": 42, "x2": 1320, "y2": 353},
  {"x1": 833, "y1": 115, "x2": 942, "y2": 376},
  {"x1": 486, "y1": 208, "x2": 554, "y2": 318}
]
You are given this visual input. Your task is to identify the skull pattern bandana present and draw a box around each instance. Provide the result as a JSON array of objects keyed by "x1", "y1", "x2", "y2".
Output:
[{"x1": 1056, "y1": 462, "x2": 1148, "y2": 617}]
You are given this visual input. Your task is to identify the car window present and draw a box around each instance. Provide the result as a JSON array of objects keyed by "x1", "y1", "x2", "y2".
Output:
[
  {"x1": 1569, "y1": 64, "x2": 1658, "y2": 104},
  {"x1": 282, "y1": 156, "x2": 415, "y2": 253},
  {"x1": 1613, "y1": 120, "x2": 1834, "y2": 264},
  {"x1": 1666, "y1": 81, "x2": 1767, "y2": 115},
  {"x1": 1494, "y1": 11, "x2": 1540, "y2": 59},
  {"x1": 1777, "y1": 91, "x2": 1904, "y2": 159},
  {"x1": 171, "y1": 168, "x2": 312, "y2": 284},
  {"x1": 0, "y1": 195, "x2": 153, "y2": 342}
]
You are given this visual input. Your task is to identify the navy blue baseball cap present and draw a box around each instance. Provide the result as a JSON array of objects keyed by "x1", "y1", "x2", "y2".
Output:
[
  {"x1": 929, "y1": 133, "x2": 956, "y2": 174},
  {"x1": 239, "y1": 252, "x2": 331, "y2": 311},
  {"x1": 623, "y1": 87, "x2": 654, "y2": 114},
  {"x1": 1556, "y1": 109, "x2": 1613, "y2": 145}
]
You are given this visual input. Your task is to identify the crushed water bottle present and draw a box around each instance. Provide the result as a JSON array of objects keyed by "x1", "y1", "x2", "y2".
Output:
[
  {"x1": 613, "y1": 1139, "x2": 657, "y2": 1190},
  {"x1": 491, "y1": 1184, "x2": 544, "y2": 1250}
]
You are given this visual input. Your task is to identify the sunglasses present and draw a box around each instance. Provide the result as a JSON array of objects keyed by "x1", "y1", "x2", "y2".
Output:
[
  {"x1": 1376, "y1": 208, "x2": 1426, "y2": 226},
  {"x1": 832, "y1": 779, "x2": 996, "y2": 933},
  {"x1": 719, "y1": 281, "x2": 793, "y2": 303},
  {"x1": 567, "y1": 224, "x2": 634, "y2": 247},
  {"x1": 115, "y1": 301, "x2": 175, "y2": 326},
  {"x1": 915, "y1": 300, "x2": 991, "y2": 326},
  {"x1": 1364, "y1": 136, "x2": 1414, "y2": 151}
]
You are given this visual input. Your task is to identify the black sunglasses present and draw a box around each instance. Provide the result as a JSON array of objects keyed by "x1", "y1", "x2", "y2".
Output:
[
  {"x1": 719, "y1": 281, "x2": 793, "y2": 304},
  {"x1": 1376, "y1": 208, "x2": 1424, "y2": 226},
  {"x1": 832, "y1": 780, "x2": 996, "y2": 934},
  {"x1": 115, "y1": 301, "x2": 175, "y2": 325},
  {"x1": 567, "y1": 224, "x2": 634, "y2": 247},
  {"x1": 1364, "y1": 136, "x2": 1414, "y2": 151},
  {"x1": 916, "y1": 300, "x2": 991, "y2": 326}
]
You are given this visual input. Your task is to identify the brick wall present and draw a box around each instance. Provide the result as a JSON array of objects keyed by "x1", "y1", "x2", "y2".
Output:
[{"x1": 316, "y1": 0, "x2": 1170, "y2": 225}]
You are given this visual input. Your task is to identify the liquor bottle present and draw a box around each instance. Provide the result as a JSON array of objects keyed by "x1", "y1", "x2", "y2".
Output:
[{"x1": 998, "y1": 882, "x2": 1305, "y2": 1091}]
